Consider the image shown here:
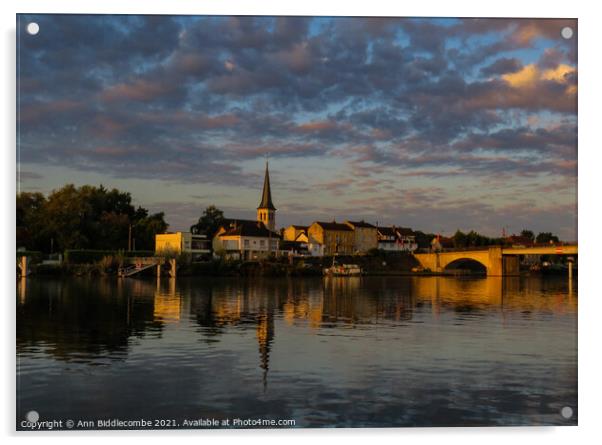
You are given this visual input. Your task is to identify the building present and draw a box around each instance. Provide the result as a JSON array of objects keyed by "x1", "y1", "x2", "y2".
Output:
[
  {"x1": 345, "y1": 220, "x2": 378, "y2": 253},
  {"x1": 307, "y1": 221, "x2": 354, "y2": 256},
  {"x1": 213, "y1": 219, "x2": 280, "y2": 260},
  {"x1": 377, "y1": 227, "x2": 399, "y2": 251},
  {"x1": 257, "y1": 161, "x2": 276, "y2": 231},
  {"x1": 377, "y1": 226, "x2": 418, "y2": 252},
  {"x1": 155, "y1": 232, "x2": 212, "y2": 260},
  {"x1": 212, "y1": 163, "x2": 280, "y2": 260},
  {"x1": 396, "y1": 227, "x2": 418, "y2": 252},
  {"x1": 430, "y1": 234, "x2": 454, "y2": 252},
  {"x1": 283, "y1": 225, "x2": 308, "y2": 242},
  {"x1": 280, "y1": 240, "x2": 310, "y2": 257}
]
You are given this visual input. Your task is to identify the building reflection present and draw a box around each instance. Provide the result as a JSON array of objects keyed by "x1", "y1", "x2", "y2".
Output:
[
  {"x1": 17, "y1": 274, "x2": 577, "y2": 385},
  {"x1": 256, "y1": 311, "x2": 274, "y2": 392},
  {"x1": 153, "y1": 277, "x2": 182, "y2": 323}
]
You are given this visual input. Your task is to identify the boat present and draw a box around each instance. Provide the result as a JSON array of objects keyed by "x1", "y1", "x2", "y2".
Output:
[{"x1": 323, "y1": 261, "x2": 362, "y2": 276}]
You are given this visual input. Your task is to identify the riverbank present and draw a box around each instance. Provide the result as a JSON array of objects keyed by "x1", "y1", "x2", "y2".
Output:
[
  {"x1": 20, "y1": 252, "x2": 422, "y2": 278},
  {"x1": 19, "y1": 253, "x2": 576, "y2": 278}
]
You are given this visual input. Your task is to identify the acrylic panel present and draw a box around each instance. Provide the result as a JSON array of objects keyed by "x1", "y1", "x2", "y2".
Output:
[{"x1": 16, "y1": 14, "x2": 578, "y2": 430}]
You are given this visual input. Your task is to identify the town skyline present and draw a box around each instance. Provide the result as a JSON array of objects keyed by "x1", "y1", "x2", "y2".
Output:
[{"x1": 17, "y1": 15, "x2": 577, "y2": 240}]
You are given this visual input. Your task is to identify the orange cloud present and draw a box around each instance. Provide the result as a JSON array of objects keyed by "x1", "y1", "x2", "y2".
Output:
[
  {"x1": 502, "y1": 63, "x2": 576, "y2": 95},
  {"x1": 101, "y1": 79, "x2": 175, "y2": 102},
  {"x1": 296, "y1": 120, "x2": 338, "y2": 132}
]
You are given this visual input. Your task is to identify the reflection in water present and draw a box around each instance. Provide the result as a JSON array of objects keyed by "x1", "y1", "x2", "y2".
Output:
[
  {"x1": 17, "y1": 275, "x2": 577, "y2": 427},
  {"x1": 154, "y1": 278, "x2": 181, "y2": 323}
]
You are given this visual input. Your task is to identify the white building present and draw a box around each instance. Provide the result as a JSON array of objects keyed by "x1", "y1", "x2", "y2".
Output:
[
  {"x1": 377, "y1": 226, "x2": 418, "y2": 252},
  {"x1": 213, "y1": 220, "x2": 280, "y2": 260}
]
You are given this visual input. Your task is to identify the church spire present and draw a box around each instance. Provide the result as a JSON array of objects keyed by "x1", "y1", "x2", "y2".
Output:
[
  {"x1": 258, "y1": 160, "x2": 276, "y2": 211},
  {"x1": 257, "y1": 160, "x2": 276, "y2": 232}
]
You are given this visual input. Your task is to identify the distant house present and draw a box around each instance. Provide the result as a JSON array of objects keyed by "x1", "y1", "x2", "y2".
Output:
[
  {"x1": 430, "y1": 234, "x2": 454, "y2": 252},
  {"x1": 155, "y1": 231, "x2": 212, "y2": 260},
  {"x1": 377, "y1": 227, "x2": 399, "y2": 251},
  {"x1": 213, "y1": 219, "x2": 280, "y2": 261},
  {"x1": 307, "y1": 221, "x2": 354, "y2": 256},
  {"x1": 280, "y1": 240, "x2": 310, "y2": 257},
  {"x1": 283, "y1": 225, "x2": 309, "y2": 242},
  {"x1": 210, "y1": 160, "x2": 282, "y2": 261},
  {"x1": 396, "y1": 227, "x2": 418, "y2": 252},
  {"x1": 345, "y1": 220, "x2": 378, "y2": 253},
  {"x1": 377, "y1": 226, "x2": 418, "y2": 252}
]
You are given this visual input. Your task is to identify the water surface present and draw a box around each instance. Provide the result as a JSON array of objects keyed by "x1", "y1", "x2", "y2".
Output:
[{"x1": 16, "y1": 275, "x2": 577, "y2": 428}]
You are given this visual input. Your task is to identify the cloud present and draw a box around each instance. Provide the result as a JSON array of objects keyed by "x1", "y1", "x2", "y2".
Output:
[
  {"x1": 101, "y1": 79, "x2": 181, "y2": 103},
  {"x1": 16, "y1": 15, "x2": 577, "y2": 238},
  {"x1": 480, "y1": 58, "x2": 523, "y2": 76}
]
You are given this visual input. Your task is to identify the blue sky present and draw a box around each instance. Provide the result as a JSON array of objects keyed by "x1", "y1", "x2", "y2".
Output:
[{"x1": 17, "y1": 15, "x2": 577, "y2": 239}]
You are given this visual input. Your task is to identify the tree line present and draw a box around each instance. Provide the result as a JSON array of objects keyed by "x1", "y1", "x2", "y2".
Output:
[
  {"x1": 17, "y1": 184, "x2": 168, "y2": 253},
  {"x1": 450, "y1": 229, "x2": 560, "y2": 248},
  {"x1": 17, "y1": 185, "x2": 563, "y2": 255}
]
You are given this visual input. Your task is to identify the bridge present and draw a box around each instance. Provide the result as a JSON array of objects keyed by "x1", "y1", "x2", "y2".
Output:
[{"x1": 413, "y1": 245, "x2": 577, "y2": 276}]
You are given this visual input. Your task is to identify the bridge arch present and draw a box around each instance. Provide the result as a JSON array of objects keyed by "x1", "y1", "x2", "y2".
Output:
[
  {"x1": 443, "y1": 257, "x2": 487, "y2": 274},
  {"x1": 413, "y1": 247, "x2": 503, "y2": 276}
]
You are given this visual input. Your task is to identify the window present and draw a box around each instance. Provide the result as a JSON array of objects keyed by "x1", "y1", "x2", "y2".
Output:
[
  {"x1": 260, "y1": 240, "x2": 266, "y2": 247},
  {"x1": 244, "y1": 239, "x2": 250, "y2": 248}
]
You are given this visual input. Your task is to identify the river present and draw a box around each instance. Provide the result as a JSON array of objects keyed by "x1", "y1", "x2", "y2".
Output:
[{"x1": 16, "y1": 275, "x2": 577, "y2": 428}]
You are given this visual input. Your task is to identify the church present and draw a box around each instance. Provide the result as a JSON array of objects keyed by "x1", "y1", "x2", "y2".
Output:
[{"x1": 212, "y1": 162, "x2": 281, "y2": 260}]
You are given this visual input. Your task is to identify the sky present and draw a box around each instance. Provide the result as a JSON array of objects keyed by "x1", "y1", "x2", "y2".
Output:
[{"x1": 16, "y1": 15, "x2": 577, "y2": 240}]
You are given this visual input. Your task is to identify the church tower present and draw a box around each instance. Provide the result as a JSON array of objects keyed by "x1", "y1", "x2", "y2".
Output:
[{"x1": 257, "y1": 161, "x2": 276, "y2": 231}]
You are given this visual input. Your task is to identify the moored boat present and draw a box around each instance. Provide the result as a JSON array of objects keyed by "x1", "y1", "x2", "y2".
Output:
[{"x1": 323, "y1": 263, "x2": 362, "y2": 276}]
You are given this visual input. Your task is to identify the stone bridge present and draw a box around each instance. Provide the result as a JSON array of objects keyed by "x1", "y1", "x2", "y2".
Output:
[{"x1": 413, "y1": 245, "x2": 577, "y2": 276}]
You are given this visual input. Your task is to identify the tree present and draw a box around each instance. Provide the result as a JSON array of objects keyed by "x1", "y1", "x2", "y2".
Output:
[
  {"x1": 520, "y1": 229, "x2": 535, "y2": 241},
  {"x1": 413, "y1": 231, "x2": 436, "y2": 249},
  {"x1": 16, "y1": 184, "x2": 169, "y2": 253},
  {"x1": 133, "y1": 212, "x2": 169, "y2": 250},
  {"x1": 453, "y1": 230, "x2": 467, "y2": 248},
  {"x1": 17, "y1": 192, "x2": 48, "y2": 251},
  {"x1": 536, "y1": 232, "x2": 560, "y2": 244},
  {"x1": 191, "y1": 205, "x2": 225, "y2": 238}
]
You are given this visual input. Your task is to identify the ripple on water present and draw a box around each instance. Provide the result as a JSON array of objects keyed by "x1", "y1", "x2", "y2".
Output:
[{"x1": 16, "y1": 276, "x2": 577, "y2": 427}]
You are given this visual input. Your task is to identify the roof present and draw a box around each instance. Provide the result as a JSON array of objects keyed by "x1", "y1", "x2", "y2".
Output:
[
  {"x1": 377, "y1": 227, "x2": 397, "y2": 237},
  {"x1": 396, "y1": 227, "x2": 415, "y2": 236},
  {"x1": 312, "y1": 221, "x2": 353, "y2": 231},
  {"x1": 377, "y1": 226, "x2": 414, "y2": 237},
  {"x1": 346, "y1": 220, "x2": 376, "y2": 229},
  {"x1": 222, "y1": 218, "x2": 257, "y2": 226},
  {"x1": 290, "y1": 225, "x2": 308, "y2": 230},
  {"x1": 257, "y1": 161, "x2": 276, "y2": 210},
  {"x1": 218, "y1": 220, "x2": 281, "y2": 238}
]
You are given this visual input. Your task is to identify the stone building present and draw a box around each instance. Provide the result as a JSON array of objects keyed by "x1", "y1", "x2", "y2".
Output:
[
  {"x1": 345, "y1": 220, "x2": 378, "y2": 253},
  {"x1": 307, "y1": 221, "x2": 354, "y2": 256}
]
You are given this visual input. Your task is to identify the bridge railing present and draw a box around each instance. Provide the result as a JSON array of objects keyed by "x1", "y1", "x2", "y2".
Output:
[
  {"x1": 415, "y1": 242, "x2": 576, "y2": 254},
  {"x1": 414, "y1": 246, "x2": 490, "y2": 254}
]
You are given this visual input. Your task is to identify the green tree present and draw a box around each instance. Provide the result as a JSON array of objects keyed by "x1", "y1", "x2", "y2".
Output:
[
  {"x1": 536, "y1": 232, "x2": 560, "y2": 244},
  {"x1": 17, "y1": 192, "x2": 48, "y2": 251},
  {"x1": 133, "y1": 212, "x2": 169, "y2": 250},
  {"x1": 413, "y1": 231, "x2": 436, "y2": 249},
  {"x1": 191, "y1": 205, "x2": 225, "y2": 238},
  {"x1": 453, "y1": 230, "x2": 467, "y2": 248},
  {"x1": 16, "y1": 184, "x2": 169, "y2": 253},
  {"x1": 43, "y1": 184, "x2": 92, "y2": 250},
  {"x1": 520, "y1": 229, "x2": 535, "y2": 241}
]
